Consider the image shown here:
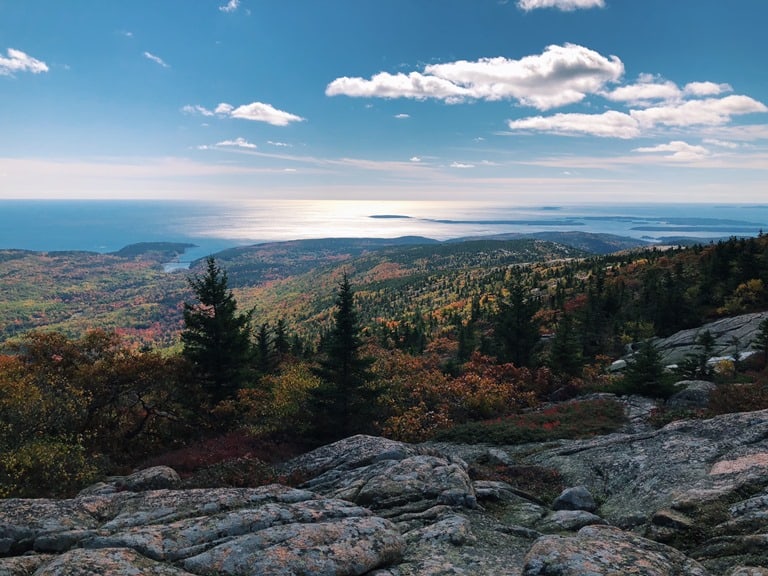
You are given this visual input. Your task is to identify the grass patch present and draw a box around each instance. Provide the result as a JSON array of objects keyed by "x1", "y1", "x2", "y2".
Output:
[{"x1": 432, "y1": 397, "x2": 627, "y2": 445}]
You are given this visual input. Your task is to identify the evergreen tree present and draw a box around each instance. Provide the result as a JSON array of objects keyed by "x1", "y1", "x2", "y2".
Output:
[
  {"x1": 549, "y1": 313, "x2": 583, "y2": 377},
  {"x1": 274, "y1": 319, "x2": 291, "y2": 357},
  {"x1": 181, "y1": 256, "x2": 253, "y2": 404},
  {"x1": 254, "y1": 322, "x2": 276, "y2": 375},
  {"x1": 310, "y1": 273, "x2": 377, "y2": 441},
  {"x1": 752, "y1": 317, "x2": 768, "y2": 366},
  {"x1": 622, "y1": 339, "x2": 672, "y2": 398},
  {"x1": 493, "y1": 283, "x2": 540, "y2": 367}
]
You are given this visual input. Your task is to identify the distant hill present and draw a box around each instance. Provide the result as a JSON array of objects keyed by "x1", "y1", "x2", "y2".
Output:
[{"x1": 450, "y1": 231, "x2": 651, "y2": 254}]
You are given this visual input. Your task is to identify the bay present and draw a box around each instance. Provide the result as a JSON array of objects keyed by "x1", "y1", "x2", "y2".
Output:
[{"x1": 1, "y1": 200, "x2": 767, "y2": 265}]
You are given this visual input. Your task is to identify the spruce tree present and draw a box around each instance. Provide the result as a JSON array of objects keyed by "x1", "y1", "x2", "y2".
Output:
[
  {"x1": 493, "y1": 283, "x2": 540, "y2": 367},
  {"x1": 549, "y1": 313, "x2": 583, "y2": 377},
  {"x1": 310, "y1": 273, "x2": 376, "y2": 441},
  {"x1": 181, "y1": 256, "x2": 253, "y2": 404},
  {"x1": 623, "y1": 339, "x2": 671, "y2": 398}
]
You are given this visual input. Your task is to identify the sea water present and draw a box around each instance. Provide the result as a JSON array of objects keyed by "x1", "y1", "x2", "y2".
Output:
[{"x1": 1, "y1": 199, "x2": 766, "y2": 261}]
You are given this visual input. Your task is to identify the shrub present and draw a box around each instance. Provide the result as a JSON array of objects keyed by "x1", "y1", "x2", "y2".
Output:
[
  {"x1": 433, "y1": 397, "x2": 626, "y2": 445},
  {"x1": 0, "y1": 436, "x2": 101, "y2": 498}
]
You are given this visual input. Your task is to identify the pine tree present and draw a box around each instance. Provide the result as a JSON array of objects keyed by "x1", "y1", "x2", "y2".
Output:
[
  {"x1": 752, "y1": 317, "x2": 768, "y2": 366},
  {"x1": 622, "y1": 339, "x2": 671, "y2": 398},
  {"x1": 493, "y1": 283, "x2": 540, "y2": 367},
  {"x1": 310, "y1": 273, "x2": 377, "y2": 441},
  {"x1": 549, "y1": 313, "x2": 583, "y2": 377},
  {"x1": 181, "y1": 256, "x2": 253, "y2": 404}
]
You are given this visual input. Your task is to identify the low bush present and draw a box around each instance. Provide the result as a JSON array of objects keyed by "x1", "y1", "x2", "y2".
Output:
[{"x1": 432, "y1": 397, "x2": 626, "y2": 445}]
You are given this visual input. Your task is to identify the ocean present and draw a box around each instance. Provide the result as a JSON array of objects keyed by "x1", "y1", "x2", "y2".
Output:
[{"x1": 1, "y1": 199, "x2": 767, "y2": 264}]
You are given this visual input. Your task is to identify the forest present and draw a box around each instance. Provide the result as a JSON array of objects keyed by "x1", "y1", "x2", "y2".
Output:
[{"x1": 2, "y1": 233, "x2": 768, "y2": 498}]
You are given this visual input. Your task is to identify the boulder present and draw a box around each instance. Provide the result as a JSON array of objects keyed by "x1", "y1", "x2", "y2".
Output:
[
  {"x1": 666, "y1": 380, "x2": 717, "y2": 411},
  {"x1": 522, "y1": 525, "x2": 711, "y2": 575},
  {"x1": 552, "y1": 485, "x2": 597, "y2": 512}
]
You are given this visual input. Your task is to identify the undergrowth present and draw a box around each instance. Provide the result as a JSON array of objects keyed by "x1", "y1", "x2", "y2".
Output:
[{"x1": 432, "y1": 397, "x2": 627, "y2": 444}]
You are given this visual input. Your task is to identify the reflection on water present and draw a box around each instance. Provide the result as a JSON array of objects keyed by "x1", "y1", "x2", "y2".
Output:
[{"x1": 1, "y1": 199, "x2": 767, "y2": 254}]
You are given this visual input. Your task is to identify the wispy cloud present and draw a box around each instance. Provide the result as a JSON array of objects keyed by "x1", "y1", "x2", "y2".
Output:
[
  {"x1": 0, "y1": 48, "x2": 49, "y2": 76},
  {"x1": 327, "y1": 43, "x2": 624, "y2": 111},
  {"x1": 143, "y1": 51, "x2": 169, "y2": 68},
  {"x1": 267, "y1": 141, "x2": 292, "y2": 147},
  {"x1": 394, "y1": 113, "x2": 410, "y2": 119},
  {"x1": 219, "y1": 0, "x2": 240, "y2": 12},
  {"x1": 507, "y1": 95, "x2": 767, "y2": 138},
  {"x1": 517, "y1": 0, "x2": 605, "y2": 11},
  {"x1": 216, "y1": 137, "x2": 257, "y2": 149},
  {"x1": 450, "y1": 162, "x2": 475, "y2": 169},
  {"x1": 633, "y1": 140, "x2": 710, "y2": 161},
  {"x1": 183, "y1": 101, "x2": 304, "y2": 126}
]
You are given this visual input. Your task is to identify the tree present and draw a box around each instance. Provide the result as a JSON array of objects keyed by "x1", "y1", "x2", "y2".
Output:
[
  {"x1": 310, "y1": 273, "x2": 377, "y2": 441},
  {"x1": 548, "y1": 313, "x2": 583, "y2": 377},
  {"x1": 753, "y1": 317, "x2": 768, "y2": 367},
  {"x1": 181, "y1": 256, "x2": 253, "y2": 404},
  {"x1": 492, "y1": 283, "x2": 540, "y2": 367},
  {"x1": 622, "y1": 339, "x2": 672, "y2": 398}
]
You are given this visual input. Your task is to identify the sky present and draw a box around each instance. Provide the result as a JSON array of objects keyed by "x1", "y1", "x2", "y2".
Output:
[{"x1": 1, "y1": 0, "x2": 767, "y2": 204}]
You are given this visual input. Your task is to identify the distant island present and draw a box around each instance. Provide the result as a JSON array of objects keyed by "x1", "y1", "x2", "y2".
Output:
[{"x1": 369, "y1": 214, "x2": 413, "y2": 219}]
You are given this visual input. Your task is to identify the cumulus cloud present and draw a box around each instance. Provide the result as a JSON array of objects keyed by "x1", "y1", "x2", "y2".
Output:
[
  {"x1": 507, "y1": 95, "x2": 767, "y2": 138},
  {"x1": 0, "y1": 48, "x2": 49, "y2": 76},
  {"x1": 630, "y1": 95, "x2": 767, "y2": 128},
  {"x1": 508, "y1": 110, "x2": 640, "y2": 138},
  {"x1": 410, "y1": 156, "x2": 422, "y2": 162},
  {"x1": 633, "y1": 140, "x2": 710, "y2": 161},
  {"x1": 182, "y1": 101, "x2": 304, "y2": 126},
  {"x1": 394, "y1": 113, "x2": 410, "y2": 119},
  {"x1": 327, "y1": 43, "x2": 624, "y2": 111},
  {"x1": 143, "y1": 51, "x2": 169, "y2": 68},
  {"x1": 517, "y1": 0, "x2": 605, "y2": 11},
  {"x1": 604, "y1": 78, "x2": 681, "y2": 106},
  {"x1": 216, "y1": 137, "x2": 256, "y2": 149},
  {"x1": 219, "y1": 0, "x2": 240, "y2": 12},
  {"x1": 684, "y1": 81, "x2": 732, "y2": 97}
]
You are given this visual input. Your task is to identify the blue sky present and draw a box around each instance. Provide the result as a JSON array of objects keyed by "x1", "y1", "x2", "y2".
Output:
[{"x1": 1, "y1": 0, "x2": 767, "y2": 203}]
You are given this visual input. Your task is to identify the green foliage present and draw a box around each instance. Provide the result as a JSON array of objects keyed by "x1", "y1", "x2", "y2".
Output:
[
  {"x1": 620, "y1": 339, "x2": 675, "y2": 398},
  {"x1": 752, "y1": 317, "x2": 768, "y2": 365},
  {"x1": 310, "y1": 274, "x2": 379, "y2": 441},
  {"x1": 676, "y1": 330, "x2": 717, "y2": 380},
  {"x1": 491, "y1": 283, "x2": 540, "y2": 367},
  {"x1": 548, "y1": 313, "x2": 584, "y2": 377},
  {"x1": 433, "y1": 397, "x2": 626, "y2": 444},
  {"x1": 182, "y1": 256, "x2": 254, "y2": 404},
  {"x1": 0, "y1": 330, "x2": 194, "y2": 497},
  {"x1": 0, "y1": 435, "x2": 101, "y2": 498}
]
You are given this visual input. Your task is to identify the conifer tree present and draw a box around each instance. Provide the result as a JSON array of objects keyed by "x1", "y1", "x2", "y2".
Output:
[
  {"x1": 549, "y1": 313, "x2": 583, "y2": 377},
  {"x1": 493, "y1": 283, "x2": 540, "y2": 367},
  {"x1": 310, "y1": 273, "x2": 377, "y2": 440},
  {"x1": 622, "y1": 339, "x2": 671, "y2": 398},
  {"x1": 181, "y1": 256, "x2": 253, "y2": 404}
]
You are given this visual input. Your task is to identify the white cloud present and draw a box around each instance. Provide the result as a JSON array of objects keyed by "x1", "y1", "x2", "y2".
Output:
[
  {"x1": 517, "y1": 0, "x2": 605, "y2": 11},
  {"x1": 182, "y1": 105, "x2": 215, "y2": 117},
  {"x1": 450, "y1": 162, "x2": 475, "y2": 168},
  {"x1": 506, "y1": 95, "x2": 767, "y2": 139},
  {"x1": 410, "y1": 156, "x2": 422, "y2": 162},
  {"x1": 630, "y1": 95, "x2": 767, "y2": 128},
  {"x1": 216, "y1": 137, "x2": 257, "y2": 149},
  {"x1": 327, "y1": 43, "x2": 624, "y2": 111},
  {"x1": 182, "y1": 101, "x2": 304, "y2": 126},
  {"x1": 0, "y1": 48, "x2": 49, "y2": 76},
  {"x1": 268, "y1": 141, "x2": 292, "y2": 147},
  {"x1": 703, "y1": 138, "x2": 740, "y2": 149},
  {"x1": 227, "y1": 102, "x2": 305, "y2": 126},
  {"x1": 507, "y1": 110, "x2": 640, "y2": 138},
  {"x1": 633, "y1": 140, "x2": 710, "y2": 161},
  {"x1": 604, "y1": 78, "x2": 681, "y2": 106},
  {"x1": 684, "y1": 81, "x2": 732, "y2": 97},
  {"x1": 394, "y1": 113, "x2": 410, "y2": 119},
  {"x1": 143, "y1": 51, "x2": 169, "y2": 68},
  {"x1": 219, "y1": 0, "x2": 240, "y2": 12}
]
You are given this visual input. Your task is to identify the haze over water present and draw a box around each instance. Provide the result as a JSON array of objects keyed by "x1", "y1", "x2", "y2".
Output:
[{"x1": 1, "y1": 200, "x2": 767, "y2": 263}]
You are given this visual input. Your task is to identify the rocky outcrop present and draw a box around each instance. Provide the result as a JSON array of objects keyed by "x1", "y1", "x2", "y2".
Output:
[
  {"x1": 646, "y1": 311, "x2": 768, "y2": 367},
  {"x1": 5, "y1": 420, "x2": 768, "y2": 574}
]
